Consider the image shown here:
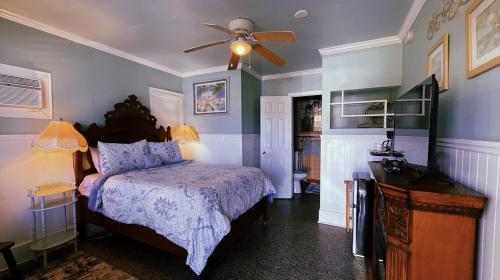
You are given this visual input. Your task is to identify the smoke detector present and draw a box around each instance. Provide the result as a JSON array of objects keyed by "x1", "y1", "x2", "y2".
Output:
[{"x1": 294, "y1": 9, "x2": 309, "y2": 19}]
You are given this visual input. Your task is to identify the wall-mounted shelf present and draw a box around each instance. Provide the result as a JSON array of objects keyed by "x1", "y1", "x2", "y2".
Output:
[
  {"x1": 330, "y1": 87, "x2": 430, "y2": 129},
  {"x1": 330, "y1": 90, "x2": 394, "y2": 129}
]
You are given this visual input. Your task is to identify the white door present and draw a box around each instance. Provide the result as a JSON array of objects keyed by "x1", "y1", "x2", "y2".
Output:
[
  {"x1": 149, "y1": 87, "x2": 183, "y2": 129},
  {"x1": 260, "y1": 96, "x2": 293, "y2": 199}
]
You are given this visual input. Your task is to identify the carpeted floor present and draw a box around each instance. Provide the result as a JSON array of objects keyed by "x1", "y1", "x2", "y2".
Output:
[{"x1": 2, "y1": 194, "x2": 365, "y2": 280}]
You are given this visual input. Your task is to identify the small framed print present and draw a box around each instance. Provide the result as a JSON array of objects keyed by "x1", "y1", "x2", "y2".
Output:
[
  {"x1": 466, "y1": 0, "x2": 499, "y2": 79},
  {"x1": 193, "y1": 79, "x2": 228, "y2": 114},
  {"x1": 427, "y1": 33, "x2": 449, "y2": 92}
]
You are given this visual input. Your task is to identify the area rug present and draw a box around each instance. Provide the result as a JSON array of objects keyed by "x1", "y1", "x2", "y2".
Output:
[{"x1": 26, "y1": 252, "x2": 136, "y2": 280}]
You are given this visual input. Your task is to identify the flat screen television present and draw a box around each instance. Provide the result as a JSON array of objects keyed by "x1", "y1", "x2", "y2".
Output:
[{"x1": 392, "y1": 75, "x2": 439, "y2": 175}]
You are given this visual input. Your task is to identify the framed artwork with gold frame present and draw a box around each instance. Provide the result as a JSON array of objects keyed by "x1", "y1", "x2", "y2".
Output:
[
  {"x1": 427, "y1": 33, "x2": 449, "y2": 92},
  {"x1": 466, "y1": 0, "x2": 499, "y2": 79}
]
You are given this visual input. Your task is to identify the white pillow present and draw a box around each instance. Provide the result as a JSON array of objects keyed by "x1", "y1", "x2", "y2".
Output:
[
  {"x1": 147, "y1": 141, "x2": 183, "y2": 163},
  {"x1": 98, "y1": 140, "x2": 148, "y2": 174}
]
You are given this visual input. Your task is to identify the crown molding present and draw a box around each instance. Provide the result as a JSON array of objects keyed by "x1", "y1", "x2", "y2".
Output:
[
  {"x1": 398, "y1": 0, "x2": 426, "y2": 40},
  {"x1": 0, "y1": 9, "x2": 183, "y2": 77},
  {"x1": 261, "y1": 68, "x2": 322, "y2": 81},
  {"x1": 318, "y1": 36, "x2": 401, "y2": 56},
  {"x1": 181, "y1": 64, "x2": 232, "y2": 78}
]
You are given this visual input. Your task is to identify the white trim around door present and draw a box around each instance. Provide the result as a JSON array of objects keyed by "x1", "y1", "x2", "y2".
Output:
[{"x1": 148, "y1": 87, "x2": 183, "y2": 129}]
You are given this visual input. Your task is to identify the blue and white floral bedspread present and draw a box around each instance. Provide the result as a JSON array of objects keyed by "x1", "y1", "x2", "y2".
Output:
[{"x1": 92, "y1": 161, "x2": 275, "y2": 275}]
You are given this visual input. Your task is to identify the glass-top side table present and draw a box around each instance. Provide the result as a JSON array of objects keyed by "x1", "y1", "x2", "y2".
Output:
[{"x1": 28, "y1": 183, "x2": 78, "y2": 267}]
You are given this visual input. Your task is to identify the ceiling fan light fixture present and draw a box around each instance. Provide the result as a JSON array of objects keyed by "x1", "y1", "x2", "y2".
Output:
[{"x1": 230, "y1": 38, "x2": 252, "y2": 56}]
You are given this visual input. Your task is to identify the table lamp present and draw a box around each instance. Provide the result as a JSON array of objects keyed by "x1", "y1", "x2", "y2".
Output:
[
  {"x1": 172, "y1": 124, "x2": 199, "y2": 142},
  {"x1": 29, "y1": 120, "x2": 88, "y2": 266},
  {"x1": 32, "y1": 120, "x2": 88, "y2": 153}
]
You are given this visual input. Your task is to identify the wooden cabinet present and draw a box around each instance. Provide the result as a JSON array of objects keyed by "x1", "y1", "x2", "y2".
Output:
[{"x1": 369, "y1": 162, "x2": 486, "y2": 280}]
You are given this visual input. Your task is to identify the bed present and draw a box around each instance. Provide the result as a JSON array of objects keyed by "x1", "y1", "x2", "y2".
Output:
[{"x1": 73, "y1": 95, "x2": 274, "y2": 275}]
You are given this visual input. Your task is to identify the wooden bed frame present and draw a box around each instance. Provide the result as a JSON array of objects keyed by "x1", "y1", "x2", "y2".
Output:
[{"x1": 73, "y1": 95, "x2": 268, "y2": 266}]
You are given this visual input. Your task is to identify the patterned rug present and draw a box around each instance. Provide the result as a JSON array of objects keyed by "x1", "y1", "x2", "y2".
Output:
[{"x1": 26, "y1": 252, "x2": 136, "y2": 280}]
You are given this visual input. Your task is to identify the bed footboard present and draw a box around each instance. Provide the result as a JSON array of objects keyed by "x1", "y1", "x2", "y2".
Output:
[{"x1": 77, "y1": 194, "x2": 269, "y2": 261}]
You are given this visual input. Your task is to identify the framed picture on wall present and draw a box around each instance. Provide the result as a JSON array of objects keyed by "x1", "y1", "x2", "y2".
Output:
[
  {"x1": 466, "y1": 0, "x2": 499, "y2": 79},
  {"x1": 427, "y1": 33, "x2": 449, "y2": 92},
  {"x1": 193, "y1": 79, "x2": 228, "y2": 114}
]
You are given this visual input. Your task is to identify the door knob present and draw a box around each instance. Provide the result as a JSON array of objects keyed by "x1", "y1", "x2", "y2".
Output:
[{"x1": 262, "y1": 151, "x2": 266, "y2": 155}]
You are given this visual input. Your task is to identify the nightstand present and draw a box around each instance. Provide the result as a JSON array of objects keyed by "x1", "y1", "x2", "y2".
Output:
[{"x1": 28, "y1": 183, "x2": 78, "y2": 267}]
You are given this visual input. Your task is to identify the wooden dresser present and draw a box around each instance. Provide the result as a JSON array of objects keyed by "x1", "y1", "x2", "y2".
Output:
[{"x1": 368, "y1": 161, "x2": 486, "y2": 280}]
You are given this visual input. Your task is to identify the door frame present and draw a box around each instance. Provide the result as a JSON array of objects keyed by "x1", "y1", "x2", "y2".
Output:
[
  {"x1": 149, "y1": 87, "x2": 183, "y2": 126},
  {"x1": 288, "y1": 90, "x2": 322, "y2": 191}
]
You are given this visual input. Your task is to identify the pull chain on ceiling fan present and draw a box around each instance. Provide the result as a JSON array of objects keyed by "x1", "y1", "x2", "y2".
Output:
[{"x1": 183, "y1": 18, "x2": 296, "y2": 70}]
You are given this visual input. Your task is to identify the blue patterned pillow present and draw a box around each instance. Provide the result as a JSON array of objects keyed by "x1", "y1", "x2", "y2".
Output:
[
  {"x1": 144, "y1": 154, "x2": 162, "y2": 168},
  {"x1": 147, "y1": 141, "x2": 183, "y2": 163},
  {"x1": 98, "y1": 140, "x2": 148, "y2": 174}
]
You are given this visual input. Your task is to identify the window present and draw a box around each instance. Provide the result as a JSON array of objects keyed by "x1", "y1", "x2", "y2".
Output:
[{"x1": 0, "y1": 63, "x2": 52, "y2": 119}]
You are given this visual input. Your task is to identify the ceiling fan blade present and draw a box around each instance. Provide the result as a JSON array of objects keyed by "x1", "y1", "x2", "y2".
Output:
[
  {"x1": 183, "y1": 39, "x2": 230, "y2": 53},
  {"x1": 252, "y1": 44, "x2": 286, "y2": 67},
  {"x1": 252, "y1": 31, "x2": 296, "y2": 42},
  {"x1": 202, "y1": 23, "x2": 236, "y2": 36},
  {"x1": 228, "y1": 52, "x2": 240, "y2": 70}
]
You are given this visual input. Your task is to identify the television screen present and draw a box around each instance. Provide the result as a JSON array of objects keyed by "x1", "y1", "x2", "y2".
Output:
[{"x1": 393, "y1": 76, "x2": 439, "y2": 171}]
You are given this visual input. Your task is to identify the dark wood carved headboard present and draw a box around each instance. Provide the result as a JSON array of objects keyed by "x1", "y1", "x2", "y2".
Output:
[{"x1": 73, "y1": 95, "x2": 172, "y2": 185}]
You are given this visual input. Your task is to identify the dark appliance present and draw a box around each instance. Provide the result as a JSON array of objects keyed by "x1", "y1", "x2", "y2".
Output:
[
  {"x1": 392, "y1": 75, "x2": 440, "y2": 176},
  {"x1": 352, "y1": 172, "x2": 374, "y2": 257}
]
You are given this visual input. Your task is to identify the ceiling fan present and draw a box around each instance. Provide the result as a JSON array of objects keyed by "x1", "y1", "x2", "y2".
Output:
[{"x1": 183, "y1": 18, "x2": 296, "y2": 70}]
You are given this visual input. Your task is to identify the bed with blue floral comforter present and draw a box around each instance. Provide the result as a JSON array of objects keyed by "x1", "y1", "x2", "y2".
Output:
[{"x1": 88, "y1": 161, "x2": 275, "y2": 275}]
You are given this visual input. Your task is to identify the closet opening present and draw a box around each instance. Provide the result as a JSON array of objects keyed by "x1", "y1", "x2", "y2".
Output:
[{"x1": 292, "y1": 94, "x2": 322, "y2": 196}]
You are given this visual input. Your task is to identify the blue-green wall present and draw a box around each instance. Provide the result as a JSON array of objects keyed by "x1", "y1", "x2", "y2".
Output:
[
  {"x1": 322, "y1": 44, "x2": 403, "y2": 135},
  {"x1": 241, "y1": 71, "x2": 261, "y2": 134},
  {"x1": 402, "y1": 1, "x2": 500, "y2": 142},
  {"x1": 182, "y1": 70, "x2": 242, "y2": 134},
  {"x1": 0, "y1": 18, "x2": 182, "y2": 134},
  {"x1": 182, "y1": 69, "x2": 262, "y2": 135},
  {"x1": 262, "y1": 73, "x2": 322, "y2": 96}
]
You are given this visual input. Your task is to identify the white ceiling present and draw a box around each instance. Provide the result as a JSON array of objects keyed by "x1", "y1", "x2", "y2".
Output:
[{"x1": 0, "y1": 0, "x2": 413, "y2": 76}]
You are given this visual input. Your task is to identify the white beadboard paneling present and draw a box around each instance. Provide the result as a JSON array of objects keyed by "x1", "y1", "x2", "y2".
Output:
[
  {"x1": 180, "y1": 134, "x2": 243, "y2": 166},
  {"x1": 319, "y1": 134, "x2": 387, "y2": 227},
  {"x1": 320, "y1": 136, "x2": 500, "y2": 280},
  {"x1": 435, "y1": 140, "x2": 500, "y2": 280},
  {"x1": 0, "y1": 135, "x2": 74, "y2": 271}
]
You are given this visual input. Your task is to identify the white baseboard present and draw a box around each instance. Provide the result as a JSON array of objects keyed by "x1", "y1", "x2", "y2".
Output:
[{"x1": 318, "y1": 208, "x2": 345, "y2": 228}]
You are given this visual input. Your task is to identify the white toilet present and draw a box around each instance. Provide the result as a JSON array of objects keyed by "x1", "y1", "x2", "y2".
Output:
[{"x1": 293, "y1": 171, "x2": 307, "y2": 194}]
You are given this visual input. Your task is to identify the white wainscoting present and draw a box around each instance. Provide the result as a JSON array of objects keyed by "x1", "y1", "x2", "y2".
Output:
[
  {"x1": 319, "y1": 134, "x2": 387, "y2": 227},
  {"x1": 181, "y1": 134, "x2": 242, "y2": 165},
  {"x1": 319, "y1": 134, "x2": 500, "y2": 280},
  {"x1": 0, "y1": 135, "x2": 74, "y2": 271},
  {"x1": 435, "y1": 138, "x2": 500, "y2": 280}
]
